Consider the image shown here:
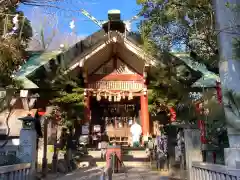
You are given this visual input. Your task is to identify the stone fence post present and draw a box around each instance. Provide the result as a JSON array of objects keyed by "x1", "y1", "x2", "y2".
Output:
[
  {"x1": 183, "y1": 126, "x2": 203, "y2": 180},
  {"x1": 18, "y1": 126, "x2": 37, "y2": 177}
]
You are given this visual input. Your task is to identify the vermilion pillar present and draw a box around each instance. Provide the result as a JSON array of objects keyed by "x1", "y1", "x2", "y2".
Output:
[{"x1": 140, "y1": 95, "x2": 150, "y2": 141}]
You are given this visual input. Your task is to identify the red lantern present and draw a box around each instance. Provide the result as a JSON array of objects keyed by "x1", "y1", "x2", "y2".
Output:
[
  {"x1": 38, "y1": 111, "x2": 45, "y2": 116},
  {"x1": 216, "y1": 81, "x2": 222, "y2": 104},
  {"x1": 198, "y1": 120, "x2": 207, "y2": 144},
  {"x1": 169, "y1": 107, "x2": 176, "y2": 122},
  {"x1": 55, "y1": 111, "x2": 61, "y2": 121},
  {"x1": 195, "y1": 102, "x2": 204, "y2": 115}
]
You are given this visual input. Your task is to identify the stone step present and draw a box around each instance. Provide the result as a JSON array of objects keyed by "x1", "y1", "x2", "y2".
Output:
[
  {"x1": 82, "y1": 161, "x2": 151, "y2": 168},
  {"x1": 80, "y1": 156, "x2": 148, "y2": 163},
  {"x1": 124, "y1": 150, "x2": 148, "y2": 158},
  {"x1": 88, "y1": 149, "x2": 148, "y2": 159}
]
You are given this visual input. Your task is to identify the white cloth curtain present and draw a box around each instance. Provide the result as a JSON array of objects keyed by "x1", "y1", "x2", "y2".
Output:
[{"x1": 130, "y1": 123, "x2": 142, "y2": 142}]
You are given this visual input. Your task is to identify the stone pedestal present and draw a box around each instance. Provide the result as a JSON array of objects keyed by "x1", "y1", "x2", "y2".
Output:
[
  {"x1": 18, "y1": 128, "x2": 37, "y2": 173},
  {"x1": 183, "y1": 128, "x2": 202, "y2": 180},
  {"x1": 224, "y1": 128, "x2": 240, "y2": 168}
]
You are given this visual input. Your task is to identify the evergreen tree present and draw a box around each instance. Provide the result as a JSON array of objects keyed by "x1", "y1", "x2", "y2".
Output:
[
  {"x1": 50, "y1": 68, "x2": 85, "y2": 128},
  {"x1": 0, "y1": 6, "x2": 32, "y2": 87},
  {"x1": 137, "y1": 0, "x2": 218, "y2": 73}
]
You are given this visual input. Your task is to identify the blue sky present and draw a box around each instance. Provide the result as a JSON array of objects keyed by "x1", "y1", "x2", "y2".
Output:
[{"x1": 19, "y1": 0, "x2": 141, "y2": 36}]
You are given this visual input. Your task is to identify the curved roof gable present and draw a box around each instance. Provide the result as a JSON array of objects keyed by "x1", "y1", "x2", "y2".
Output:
[{"x1": 15, "y1": 28, "x2": 217, "y2": 89}]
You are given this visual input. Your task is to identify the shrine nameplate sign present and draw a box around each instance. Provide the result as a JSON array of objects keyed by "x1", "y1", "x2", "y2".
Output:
[{"x1": 87, "y1": 81, "x2": 144, "y2": 91}]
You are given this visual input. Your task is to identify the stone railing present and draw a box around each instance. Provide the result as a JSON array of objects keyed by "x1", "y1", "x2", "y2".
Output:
[
  {"x1": 192, "y1": 162, "x2": 240, "y2": 180},
  {"x1": 0, "y1": 163, "x2": 31, "y2": 180}
]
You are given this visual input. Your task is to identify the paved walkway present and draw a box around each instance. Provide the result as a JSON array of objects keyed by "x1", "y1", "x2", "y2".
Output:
[
  {"x1": 47, "y1": 167, "x2": 169, "y2": 180},
  {"x1": 113, "y1": 167, "x2": 169, "y2": 180},
  {"x1": 45, "y1": 167, "x2": 103, "y2": 180}
]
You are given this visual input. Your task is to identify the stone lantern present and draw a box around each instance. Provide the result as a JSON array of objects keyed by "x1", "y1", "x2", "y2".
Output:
[
  {"x1": 18, "y1": 114, "x2": 37, "y2": 175},
  {"x1": 18, "y1": 114, "x2": 36, "y2": 129}
]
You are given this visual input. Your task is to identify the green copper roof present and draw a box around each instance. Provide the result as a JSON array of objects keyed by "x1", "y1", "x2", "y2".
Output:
[
  {"x1": 173, "y1": 53, "x2": 219, "y2": 87},
  {"x1": 16, "y1": 51, "x2": 61, "y2": 77},
  {"x1": 15, "y1": 50, "x2": 62, "y2": 89},
  {"x1": 191, "y1": 74, "x2": 220, "y2": 88},
  {"x1": 17, "y1": 77, "x2": 39, "y2": 89}
]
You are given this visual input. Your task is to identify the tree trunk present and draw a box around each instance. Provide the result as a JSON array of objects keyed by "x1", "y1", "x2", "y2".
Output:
[{"x1": 42, "y1": 106, "x2": 54, "y2": 177}]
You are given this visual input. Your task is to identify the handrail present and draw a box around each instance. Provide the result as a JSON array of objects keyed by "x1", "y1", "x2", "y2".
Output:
[
  {"x1": 192, "y1": 162, "x2": 240, "y2": 180},
  {"x1": 100, "y1": 152, "x2": 128, "y2": 180},
  {"x1": 0, "y1": 163, "x2": 31, "y2": 173},
  {"x1": 0, "y1": 163, "x2": 31, "y2": 180},
  {"x1": 100, "y1": 156, "x2": 113, "y2": 180},
  {"x1": 111, "y1": 152, "x2": 128, "y2": 178}
]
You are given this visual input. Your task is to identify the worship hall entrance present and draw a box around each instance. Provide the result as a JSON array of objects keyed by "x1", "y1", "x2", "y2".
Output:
[{"x1": 90, "y1": 96, "x2": 141, "y2": 146}]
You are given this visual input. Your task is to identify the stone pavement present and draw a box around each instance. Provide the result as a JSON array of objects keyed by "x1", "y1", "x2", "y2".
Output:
[
  {"x1": 50, "y1": 167, "x2": 103, "y2": 180},
  {"x1": 47, "y1": 166, "x2": 169, "y2": 180},
  {"x1": 113, "y1": 167, "x2": 169, "y2": 180}
]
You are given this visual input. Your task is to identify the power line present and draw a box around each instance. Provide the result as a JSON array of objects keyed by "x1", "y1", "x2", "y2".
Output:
[{"x1": 0, "y1": 12, "x2": 141, "y2": 22}]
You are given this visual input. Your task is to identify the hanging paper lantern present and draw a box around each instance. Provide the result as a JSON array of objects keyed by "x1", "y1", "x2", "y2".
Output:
[
  {"x1": 128, "y1": 92, "x2": 133, "y2": 100},
  {"x1": 117, "y1": 93, "x2": 121, "y2": 101},
  {"x1": 96, "y1": 93, "x2": 101, "y2": 101},
  {"x1": 114, "y1": 96, "x2": 117, "y2": 102},
  {"x1": 169, "y1": 107, "x2": 176, "y2": 122},
  {"x1": 216, "y1": 81, "x2": 222, "y2": 104},
  {"x1": 122, "y1": 92, "x2": 125, "y2": 99},
  {"x1": 108, "y1": 95, "x2": 112, "y2": 102},
  {"x1": 104, "y1": 93, "x2": 107, "y2": 99},
  {"x1": 38, "y1": 111, "x2": 45, "y2": 116},
  {"x1": 195, "y1": 102, "x2": 203, "y2": 114},
  {"x1": 55, "y1": 112, "x2": 61, "y2": 122},
  {"x1": 84, "y1": 89, "x2": 87, "y2": 96}
]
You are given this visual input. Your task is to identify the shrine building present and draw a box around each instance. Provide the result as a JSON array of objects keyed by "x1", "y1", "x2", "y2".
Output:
[
  {"x1": 65, "y1": 12, "x2": 155, "y2": 144},
  {"x1": 7, "y1": 10, "x2": 205, "y2": 146}
]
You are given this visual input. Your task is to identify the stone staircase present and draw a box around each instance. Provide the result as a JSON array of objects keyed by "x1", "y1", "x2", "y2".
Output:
[{"x1": 77, "y1": 147, "x2": 150, "y2": 168}]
